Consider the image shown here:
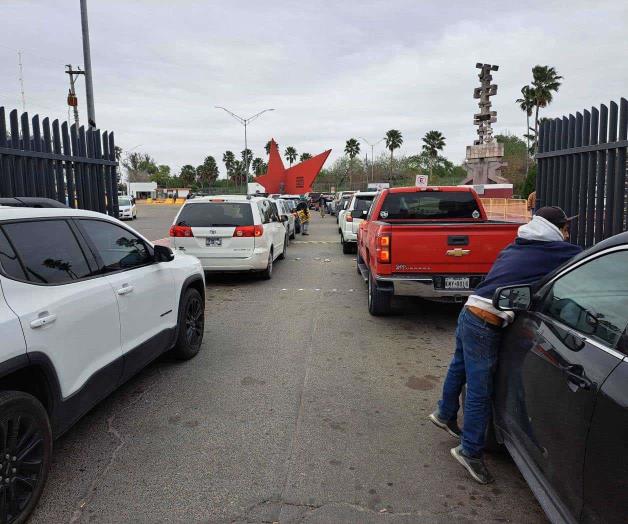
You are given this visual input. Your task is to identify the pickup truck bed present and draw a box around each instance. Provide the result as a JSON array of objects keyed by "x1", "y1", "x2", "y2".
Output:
[{"x1": 357, "y1": 186, "x2": 522, "y2": 315}]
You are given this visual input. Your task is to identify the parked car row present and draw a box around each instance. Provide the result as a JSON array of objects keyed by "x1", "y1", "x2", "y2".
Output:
[
  {"x1": 0, "y1": 204, "x2": 205, "y2": 523},
  {"x1": 335, "y1": 184, "x2": 628, "y2": 523}
]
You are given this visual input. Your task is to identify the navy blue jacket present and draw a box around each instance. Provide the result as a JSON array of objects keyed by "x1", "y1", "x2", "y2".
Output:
[{"x1": 473, "y1": 238, "x2": 583, "y2": 299}]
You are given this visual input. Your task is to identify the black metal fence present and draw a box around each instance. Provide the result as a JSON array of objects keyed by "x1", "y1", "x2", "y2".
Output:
[
  {"x1": 536, "y1": 98, "x2": 628, "y2": 248},
  {"x1": 0, "y1": 107, "x2": 119, "y2": 215}
]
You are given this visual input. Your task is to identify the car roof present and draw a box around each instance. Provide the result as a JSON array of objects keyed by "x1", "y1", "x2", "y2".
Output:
[
  {"x1": 353, "y1": 191, "x2": 378, "y2": 196},
  {"x1": 0, "y1": 207, "x2": 113, "y2": 222},
  {"x1": 184, "y1": 195, "x2": 263, "y2": 203}
]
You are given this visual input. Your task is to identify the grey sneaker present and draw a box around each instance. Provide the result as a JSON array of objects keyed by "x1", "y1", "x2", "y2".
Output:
[
  {"x1": 428, "y1": 411, "x2": 461, "y2": 439},
  {"x1": 450, "y1": 445, "x2": 494, "y2": 484}
]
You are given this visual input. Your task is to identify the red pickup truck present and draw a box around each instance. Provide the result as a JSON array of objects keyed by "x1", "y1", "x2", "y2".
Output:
[{"x1": 357, "y1": 186, "x2": 522, "y2": 315}]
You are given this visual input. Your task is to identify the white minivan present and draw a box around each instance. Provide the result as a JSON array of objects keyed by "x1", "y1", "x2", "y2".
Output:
[{"x1": 169, "y1": 195, "x2": 288, "y2": 278}]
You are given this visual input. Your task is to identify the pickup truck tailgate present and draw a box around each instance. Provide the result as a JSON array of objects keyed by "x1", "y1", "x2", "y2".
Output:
[{"x1": 389, "y1": 223, "x2": 518, "y2": 274}]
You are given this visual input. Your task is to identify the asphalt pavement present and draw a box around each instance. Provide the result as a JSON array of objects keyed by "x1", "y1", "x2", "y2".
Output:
[{"x1": 31, "y1": 204, "x2": 546, "y2": 523}]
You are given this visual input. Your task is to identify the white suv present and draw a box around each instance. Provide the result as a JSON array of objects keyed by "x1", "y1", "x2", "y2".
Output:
[
  {"x1": 169, "y1": 195, "x2": 288, "y2": 279},
  {"x1": 0, "y1": 206, "x2": 205, "y2": 522},
  {"x1": 339, "y1": 191, "x2": 377, "y2": 253}
]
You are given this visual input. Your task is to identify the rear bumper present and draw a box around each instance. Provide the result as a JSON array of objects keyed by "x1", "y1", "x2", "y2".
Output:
[
  {"x1": 174, "y1": 247, "x2": 270, "y2": 271},
  {"x1": 342, "y1": 228, "x2": 357, "y2": 243},
  {"x1": 376, "y1": 274, "x2": 484, "y2": 302}
]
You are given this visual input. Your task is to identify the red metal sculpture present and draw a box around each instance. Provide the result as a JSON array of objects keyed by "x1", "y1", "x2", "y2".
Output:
[{"x1": 254, "y1": 139, "x2": 331, "y2": 194}]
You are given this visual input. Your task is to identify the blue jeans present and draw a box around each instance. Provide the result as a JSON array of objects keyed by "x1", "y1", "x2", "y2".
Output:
[{"x1": 437, "y1": 308, "x2": 501, "y2": 458}]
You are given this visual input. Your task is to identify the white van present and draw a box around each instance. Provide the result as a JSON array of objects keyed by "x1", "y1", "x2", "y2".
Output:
[{"x1": 169, "y1": 195, "x2": 288, "y2": 278}]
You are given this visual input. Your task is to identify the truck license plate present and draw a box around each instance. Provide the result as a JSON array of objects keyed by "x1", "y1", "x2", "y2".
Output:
[
  {"x1": 445, "y1": 277, "x2": 470, "y2": 289},
  {"x1": 206, "y1": 237, "x2": 222, "y2": 246}
]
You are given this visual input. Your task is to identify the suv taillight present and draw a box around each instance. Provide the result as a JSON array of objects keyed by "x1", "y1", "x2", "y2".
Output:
[
  {"x1": 376, "y1": 233, "x2": 391, "y2": 263},
  {"x1": 169, "y1": 225, "x2": 193, "y2": 237},
  {"x1": 233, "y1": 225, "x2": 263, "y2": 237}
]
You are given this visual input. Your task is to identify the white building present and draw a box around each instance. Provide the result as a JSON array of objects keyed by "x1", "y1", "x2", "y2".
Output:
[{"x1": 128, "y1": 182, "x2": 157, "y2": 199}]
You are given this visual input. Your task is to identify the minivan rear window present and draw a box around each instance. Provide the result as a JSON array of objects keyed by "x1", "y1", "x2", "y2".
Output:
[
  {"x1": 379, "y1": 191, "x2": 480, "y2": 220},
  {"x1": 176, "y1": 202, "x2": 254, "y2": 227},
  {"x1": 352, "y1": 195, "x2": 375, "y2": 213}
]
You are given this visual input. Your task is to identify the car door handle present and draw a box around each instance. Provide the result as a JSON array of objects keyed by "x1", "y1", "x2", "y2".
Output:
[
  {"x1": 30, "y1": 313, "x2": 57, "y2": 329},
  {"x1": 117, "y1": 284, "x2": 134, "y2": 295},
  {"x1": 560, "y1": 364, "x2": 594, "y2": 391}
]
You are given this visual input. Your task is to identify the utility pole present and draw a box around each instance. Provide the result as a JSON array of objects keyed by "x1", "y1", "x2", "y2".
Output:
[
  {"x1": 215, "y1": 106, "x2": 275, "y2": 193},
  {"x1": 17, "y1": 51, "x2": 26, "y2": 111},
  {"x1": 65, "y1": 65, "x2": 84, "y2": 128},
  {"x1": 80, "y1": 0, "x2": 96, "y2": 128}
]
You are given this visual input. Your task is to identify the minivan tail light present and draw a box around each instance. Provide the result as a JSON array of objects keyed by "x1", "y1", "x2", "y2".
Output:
[
  {"x1": 169, "y1": 225, "x2": 193, "y2": 237},
  {"x1": 376, "y1": 233, "x2": 391, "y2": 263},
  {"x1": 233, "y1": 225, "x2": 263, "y2": 237}
]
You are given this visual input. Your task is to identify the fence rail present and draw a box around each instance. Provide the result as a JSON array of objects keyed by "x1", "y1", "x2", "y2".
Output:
[
  {"x1": 0, "y1": 107, "x2": 119, "y2": 216},
  {"x1": 536, "y1": 98, "x2": 628, "y2": 248}
]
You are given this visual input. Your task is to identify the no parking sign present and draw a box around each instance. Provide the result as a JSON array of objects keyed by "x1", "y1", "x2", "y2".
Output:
[{"x1": 415, "y1": 174, "x2": 429, "y2": 187}]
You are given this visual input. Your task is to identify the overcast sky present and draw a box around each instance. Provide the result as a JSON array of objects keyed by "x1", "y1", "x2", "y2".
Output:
[{"x1": 2, "y1": 0, "x2": 627, "y2": 177}]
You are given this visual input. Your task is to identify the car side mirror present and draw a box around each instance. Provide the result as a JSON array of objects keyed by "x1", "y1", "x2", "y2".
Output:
[
  {"x1": 281, "y1": 215, "x2": 289, "y2": 223},
  {"x1": 493, "y1": 285, "x2": 532, "y2": 312},
  {"x1": 154, "y1": 244, "x2": 175, "y2": 262}
]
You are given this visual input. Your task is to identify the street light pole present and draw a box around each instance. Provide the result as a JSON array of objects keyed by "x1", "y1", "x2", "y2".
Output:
[
  {"x1": 80, "y1": 0, "x2": 96, "y2": 128},
  {"x1": 359, "y1": 137, "x2": 384, "y2": 182},
  {"x1": 215, "y1": 106, "x2": 275, "y2": 193}
]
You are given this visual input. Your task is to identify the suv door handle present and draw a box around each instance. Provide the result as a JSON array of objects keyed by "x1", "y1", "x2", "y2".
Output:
[
  {"x1": 30, "y1": 313, "x2": 57, "y2": 329},
  {"x1": 560, "y1": 363, "x2": 594, "y2": 391},
  {"x1": 117, "y1": 284, "x2": 134, "y2": 295}
]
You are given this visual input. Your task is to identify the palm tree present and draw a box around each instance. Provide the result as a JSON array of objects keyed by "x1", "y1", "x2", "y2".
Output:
[
  {"x1": 300, "y1": 152, "x2": 312, "y2": 162},
  {"x1": 265, "y1": 140, "x2": 277, "y2": 156},
  {"x1": 421, "y1": 130, "x2": 446, "y2": 177},
  {"x1": 531, "y1": 65, "x2": 563, "y2": 150},
  {"x1": 284, "y1": 146, "x2": 298, "y2": 167},
  {"x1": 384, "y1": 130, "x2": 403, "y2": 181},
  {"x1": 222, "y1": 151, "x2": 236, "y2": 187},
  {"x1": 345, "y1": 138, "x2": 361, "y2": 188},
  {"x1": 251, "y1": 157, "x2": 264, "y2": 176},
  {"x1": 516, "y1": 85, "x2": 536, "y2": 175}
]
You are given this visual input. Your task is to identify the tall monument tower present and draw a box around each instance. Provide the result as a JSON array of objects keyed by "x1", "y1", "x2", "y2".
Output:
[{"x1": 462, "y1": 63, "x2": 507, "y2": 185}]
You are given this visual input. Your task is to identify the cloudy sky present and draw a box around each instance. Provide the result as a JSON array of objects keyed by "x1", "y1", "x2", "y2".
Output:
[{"x1": 2, "y1": 0, "x2": 627, "y2": 177}]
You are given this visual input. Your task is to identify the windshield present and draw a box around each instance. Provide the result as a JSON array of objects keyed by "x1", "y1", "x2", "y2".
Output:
[
  {"x1": 379, "y1": 191, "x2": 481, "y2": 220},
  {"x1": 118, "y1": 197, "x2": 131, "y2": 206},
  {"x1": 352, "y1": 195, "x2": 375, "y2": 213},
  {"x1": 177, "y1": 202, "x2": 254, "y2": 227}
]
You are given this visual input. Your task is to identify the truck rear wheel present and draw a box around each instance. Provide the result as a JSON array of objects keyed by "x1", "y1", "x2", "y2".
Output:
[{"x1": 368, "y1": 273, "x2": 392, "y2": 316}]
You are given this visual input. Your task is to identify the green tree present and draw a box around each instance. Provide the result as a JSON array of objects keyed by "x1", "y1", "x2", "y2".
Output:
[
  {"x1": 179, "y1": 164, "x2": 196, "y2": 186},
  {"x1": 421, "y1": 130, "x2": 446, "y2": 177},
  {"x1": 284, "y1": 146, "x2": 298, "y2": 166},
  {"x1": 384, "y1": 129, "x2": 403, "y2": 180},
  {"x1": 265, "y1": 140, "x2": 277, "y2": 155},
  {"x1": 251, "y1": 157, "x2": 265, "y2": 175},
  {"x1": 241, "y1": 148, "x2": 253, "y2": 173},
  {"x1": 531, "y1": 65, "x2": 563, "y2": 149},
  {"x1": 122, "y1": 152, "x2": 158, "y2": 182},
  {"x1": 197, "y1": 156, "x2": 219, "y2": 187},
  {"x1": 344, "y1": 138, "x2": 361, "y2": 188},
  {"x1": 222, "y1": 151, "x2": 236, "y2": 178},
  {"x1": 299, "y1": 152, "x2": 312, "y2": 162},
  {"x1": 516, "y1": 85, "x2": 536, "y2": 164}
]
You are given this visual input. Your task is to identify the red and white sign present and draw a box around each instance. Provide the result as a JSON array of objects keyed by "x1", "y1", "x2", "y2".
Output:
[{"x1": 415, "y1": 175, "x2": 429, "y2": 188}]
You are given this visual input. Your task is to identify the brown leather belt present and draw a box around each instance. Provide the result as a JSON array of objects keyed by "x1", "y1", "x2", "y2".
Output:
[{"x1": 466, "y1": 306, "x2": 503, "y2": 328}]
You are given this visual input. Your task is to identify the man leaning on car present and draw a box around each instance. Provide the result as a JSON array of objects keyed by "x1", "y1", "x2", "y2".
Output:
[{"x1": 429, "y1": 206, "x2": 583, "y2": 484}]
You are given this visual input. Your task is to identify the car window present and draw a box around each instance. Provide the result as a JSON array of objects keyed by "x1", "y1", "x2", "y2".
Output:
[
  {"x1": 379, "y1": 191, "x2": 481, "y2": 220},
  {"x1": 540, "y1": 250, "x2": 628, "y2": 349},
  {"x1": 118, "y1": 197, "x2": 131, "y2": 206},
  {"x1": 352, "y1": 195, "x2": 375, "y2": 213},
  {"x1": 367, "y1": 193, "x2": 381, "y2": 220},
  {"x1": 80, "y1": 220, "x2": 152, "y2": 272},
  {"x1": 269, "y1": 202, "x2": 280, "y2": 221},
  {"x1": 2, "y1": 220, "x2": 91, "y2": 284},
  {"x1": 0, "y1": 228, "x2": 27, "y2": 280},
  {"x1": 177, "y1": 202, "x2": 253, "y2": 227}
]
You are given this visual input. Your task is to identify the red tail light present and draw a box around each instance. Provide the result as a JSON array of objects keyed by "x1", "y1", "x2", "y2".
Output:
[
  {"x1": 169, "y1": 225, "x2": 193, "y2": 237},
  {"x1": 346, "y1": 212, "x2": 353, "y2": 222},
  {"x1": 376, "y1": 233, "x2": 391, "y2": 263},
  {"x1": 233, "y1": 225, "x2": 263, "y2": 237}
]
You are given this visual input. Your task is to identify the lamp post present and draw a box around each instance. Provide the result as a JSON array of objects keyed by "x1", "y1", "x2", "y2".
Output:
[
  {"x1": 359, "y1": 137, "x2": 384, "y2": 182},
  {"x1": 215, "y1": 106, "x2": 275, "y2": 193}
]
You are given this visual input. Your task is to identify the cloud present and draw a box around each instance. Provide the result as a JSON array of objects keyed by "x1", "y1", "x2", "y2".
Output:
[{"x1": 1, "y1": 0, "x2": 626, "y2": 177}]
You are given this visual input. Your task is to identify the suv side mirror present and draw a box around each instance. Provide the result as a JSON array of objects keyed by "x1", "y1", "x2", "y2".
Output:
[
  {"x1": 493, "y1": 285, "x2": 532, "y2": 312},
  {"x1": 154, "y1": 244, "x2": 175, "y2": 262},
  {"x1": 280, "y1": 215, "x2": 289, "y2": 223}
]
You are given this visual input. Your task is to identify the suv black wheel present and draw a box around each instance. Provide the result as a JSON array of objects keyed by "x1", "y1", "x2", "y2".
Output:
[
  {"x1": 172, "y1": 288, "x2": 204, "y2": 360},
  {"x1": 368, "y1": 272, "x2": 392, "y2": 316},
  {"x1": 261, "y1": 251, "x2": 273, "y2": 280},
  {"x1": 0, "y1": 391, "x2": 52, "y2": 524}
]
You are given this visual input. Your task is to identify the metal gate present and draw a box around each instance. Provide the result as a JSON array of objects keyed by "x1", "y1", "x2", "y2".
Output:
[
  {"x1": 0, "y1": 107, "x2": 119, "y2": 215},
  {"x1": 536, "y1": 98, "x2": 627, "y2": 248}
]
